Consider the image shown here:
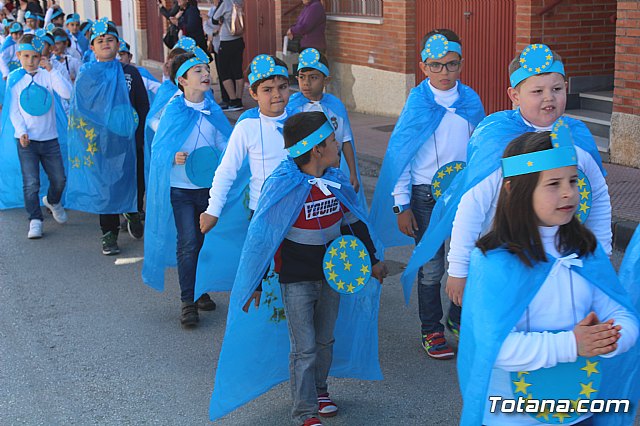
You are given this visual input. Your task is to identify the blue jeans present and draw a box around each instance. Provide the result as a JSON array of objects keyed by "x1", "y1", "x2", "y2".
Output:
[
  {"x1": 411, "y1": 184, "x2": 461, "y2": 334},
  {"x1": 16, "y1": 138, "x2": 66, "y2": 221},
  {"x1": 280, "y1": 280, "x2": 340, "y2": 424},
  {"x1": 170, "y1": 187, "x2": 209, "y2": 303}
]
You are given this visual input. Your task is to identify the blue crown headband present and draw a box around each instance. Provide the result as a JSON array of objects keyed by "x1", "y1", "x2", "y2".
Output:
[
  {"x1": 66, "y1": 13, "x2": 80, "y2": 24},
  {"x1": 9, "y1": 22, "x2": 23, "y2": 33},
  {"x1": 287, "y1": 119, "x2": 334, "y2": 158},
  {"x1": 297, "y1": 48, "x2": 329, "y2": 76},
  {"x1": 51, "y1": 9, "x2": 64, "y2": 20},
  {"x1": 176, "y1": 46, "x2": 210, "y2": 79},
  {"x1": 119, "y1": 39, "x2": 130, "y2": 53},
  {"x1": 501, "y1": 119, "x2": 577, "y2": 178},
  {"x1": 54, "y1": 33, "x2": 69, "y2": 43},
  {"x1": 90, "y1": 17, "x2": 118, "y2": 42},
  {"x1": 510, "y1": 43, "x2": 565, "y2": 88},
  {"x1": 35, "y1": 29, "x2": 53, "y2": 45},
  {"x1": 248, "y1": 54, "x2": 288, "y2": 85},
  {"x1": 17, "y1": 37, "x2": 45, "y2": 54},
  {"x1": 174, "y1": 36, "x2": 196, "y2": 52},
  {"x1": 421, "y1": 34, "x2": 462, "y2": 62}
]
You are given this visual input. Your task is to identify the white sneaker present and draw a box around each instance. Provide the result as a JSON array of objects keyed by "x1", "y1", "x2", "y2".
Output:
[
  {"x1": 28, "y1": 219, "x2": 43, "y2": 239},
  {"x1": 42, "y1": 196, "x2": 68, "y2": 224}
]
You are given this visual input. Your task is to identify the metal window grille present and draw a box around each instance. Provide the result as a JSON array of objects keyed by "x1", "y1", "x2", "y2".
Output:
[{"x1": 325, "y1": 0, "x2": 383, "y2": 18}]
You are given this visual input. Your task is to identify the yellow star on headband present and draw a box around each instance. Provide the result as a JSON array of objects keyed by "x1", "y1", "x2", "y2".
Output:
[
  {"x1": 437, "y1": 171, "x2": 446, "y2": 179},
  {"x1": 546, "y1": 54, "x2": 553, "y2": 60},
  {"x1": 522, "y1": 50, "x2": 529, "y2": 56},
  {"x1": 532, "y1": 44, "x2": 538, "y2": 50},
  {"x1": 550, "y1": 132, "x2": 557, "y2": 139},
  {"x1": 519, "y1": 58, "x2": 526, "y2": 64},
  {"x1": 579, "y1": 201, "x2": 590, "y2": 214},
  {"x1": 349, "y1": 239, "x2": 358, "y2": 249},
  {"x1": 426, "y1": 48, "x2": 431, "y2": 53},
  {"x1": 527, "y1": 161, "x2": 534, "y2": 167},
  {"x1": 301, "y1": 140, "x2": 308, "y2": 146},
  {"x1": 577, "y1": 177, "x2": 586, "y2": 189},
  {"x1": 319, "y1": 134, "x2": 324, "y2": 138},
  {"x1": 579, "y1": 188, "x2": 590, "y2": 200},
  {"x1": 554, "y1": 143, "x2": 560, "y2": 148}
]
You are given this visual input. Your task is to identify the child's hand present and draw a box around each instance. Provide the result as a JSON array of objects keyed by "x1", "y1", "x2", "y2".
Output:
[
  {"x1": 174, "y1": 151, "x2": 188, "y2": 165},
  {"x1": 396, "y1": 209, "x2": 418, "y2": 238},
  {"x1": 446, "y1": 276, "x2": 467, "y2": 306},
  {"x1": 371, "y1": 261, "x2": 388, "y2": 284},
  {"x1": 199, "y1": 212, "x2": 218, "y2": 234},
  {"x1": 574, "y1": 312, "x2": 621, "y2": 357},
  {"x1": 350, "y1": 173, "x2": 360, "y2": 193},
  {"x1": 19, "y1": 134, "x2": 30, "y2": 147},
  {"x1": 242, "y1": 291, "x2": 262, "y2": 313},
  {"x1": 40, "y1": 56, "x2": 52, "y2": 71}
]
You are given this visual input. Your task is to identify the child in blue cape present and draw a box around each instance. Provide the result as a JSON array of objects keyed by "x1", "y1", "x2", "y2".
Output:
[
  {"x1": 1, "y1": 22, "x2": 24, "y2": 85},
  {"x1": 458, "y1": 128, "x2": 639, "y2": 426},
  {"x1": 50, "y1": 28, "x2": 81, "y2": 84},
  {"x1": 65, "y1": 18, "x2": 149, "y2": 255},
  {"x1": 143, "y1": 49, "x2": 231, "y2": 327},
  {"x1": 5, "y1": 33, "x2": 72, "y2": 238},
  {"x1": 287, "y1": 48, "x2": 365, "y2": 209},
  {"x1": 65, "y1": 13, "x2": 85, "y2": 60},
  {"x1": 369, "y1": 29, "x2": 485, "y2": 358},
  {"x1": 209, "y1": 111, "x2": 387, "y2": 426},
  {"x1": 402, "y1": 44, "x2": 611, "y2": 315}
]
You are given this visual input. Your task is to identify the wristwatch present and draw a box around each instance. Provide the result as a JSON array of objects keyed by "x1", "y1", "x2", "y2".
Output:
[{"x1": 392, "y1": 204, "x2": 410, "y2": 215}]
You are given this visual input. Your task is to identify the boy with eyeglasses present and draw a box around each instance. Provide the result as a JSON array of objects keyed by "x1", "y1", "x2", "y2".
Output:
[{"x1": 369, "y1": 28, "x2": 485, "y2": 359}]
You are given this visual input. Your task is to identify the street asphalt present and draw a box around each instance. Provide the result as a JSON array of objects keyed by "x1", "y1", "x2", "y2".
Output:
[{"x1": 0, "y1": 175, "x2": 629, "y2": 425}]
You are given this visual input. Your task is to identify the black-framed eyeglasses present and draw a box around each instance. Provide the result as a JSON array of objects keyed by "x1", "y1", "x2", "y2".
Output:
[{"x1": 425, "y1": 60, "x2": 462, "y2": 73}]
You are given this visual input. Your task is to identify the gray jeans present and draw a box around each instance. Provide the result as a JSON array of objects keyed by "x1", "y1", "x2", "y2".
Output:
[{"x1": 280, "y1": 280, "x2": 340, "y2": 424}]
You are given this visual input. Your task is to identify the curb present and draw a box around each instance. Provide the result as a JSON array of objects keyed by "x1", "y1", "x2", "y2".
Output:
[{"x1": 612, "y1": 218, "x2": 639, "y2": 252}]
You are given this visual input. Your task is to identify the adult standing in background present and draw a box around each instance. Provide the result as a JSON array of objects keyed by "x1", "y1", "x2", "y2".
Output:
[
  {"x1": 213, "y1": 0, "x2": 244, "y2": 111},
  {"x1": 287, "y1": 0, "x2": 326, "y2": 54},
  {"x1": 160, "y1": 0, "x2": 208, "y2": 54},
  {"x1": 205, "y1": 0, "x2": 230, "y2": 108}
]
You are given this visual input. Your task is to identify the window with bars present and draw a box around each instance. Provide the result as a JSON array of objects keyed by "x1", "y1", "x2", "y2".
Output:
[{"x1": 325, "y1": 0, "x2": 383, "y2": 18}]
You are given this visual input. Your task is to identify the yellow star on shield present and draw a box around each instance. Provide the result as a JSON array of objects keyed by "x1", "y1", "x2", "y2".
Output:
[
  {"x1": 328, "y1": 270, "x2": 338, "y2": 282},
  {"x1": 358, "y1": 249, "x2": 368, "y2": 260},
  {"x1": 360, "y1": 264, "x2": 370, "y2": 274},
  {"x1": 349, "y1": 239, "x2": 358, "y2": 249},
  {"x1": 339, "y1": 251, "x2": 348, "y2": 261},
  {"x1": 335, "y1": 280, "x2": 345, "y2": 290},
  {"x1": 338, "y1": 239, "x2": 347, "y2": 249},
  {"x1": 356, "y1": 276, "x2": 365, "y2": 286},
  {"x1": 328, "y1": 247, "x2": 338, "y2": 257},
  {"x1": 346, "y1": 283, "x2": 355, "y2": 293},
  {"x1": 324, "y1": 260, "x2": 334, "y2": 271},
  {"x1": 343, "y1": 261, "x2": 352, "y2": 271}
]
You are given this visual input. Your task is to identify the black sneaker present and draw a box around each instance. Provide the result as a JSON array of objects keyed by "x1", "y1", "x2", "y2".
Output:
[
  {"x1": 101, "y1": 231, "x2": 120, "y2": 255},
  {"x1": 226, "y1": 98, "x2": 243, "y2": 112},
  {"x1": 124, "y1": 212, "x2": 144, "y2": 239},
  {"x1": 196, "y1": 293, "x2": 217, "y2": 311},
  {"x1": 180, "y1": 302, "x2": 199, "y2": 328},
  {"x1": 218, "y1": 101, "x2": 230, "y2": 110}
]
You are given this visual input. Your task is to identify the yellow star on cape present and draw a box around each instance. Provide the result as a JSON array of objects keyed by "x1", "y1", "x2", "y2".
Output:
[
  {"x1": 579, "y1": 201, "x2": 590, "y2": 214},
  {"x1": 454, "y1": 163, "x2": 463, "y2": 172},
  {"x1": 335, "y1": 280, "x2": 345, "y2": 290},
  {"x1": 552, "y1": 411, "x2": 571, "y2": 423},
  {"x1": 338, "y1": 239, "x2": 347, "y2": 249},
  {"x1": 581, "y1": 359, "x2": 599, "y2": 377},
  {"x1": 535, "y1": 410, "x2": 551, "y2": 421},
  {"x1": 360, "y1": 264, "x2": 370, "y2": 274},
  {"x1": 349, "y1": 239, "x2": 358, "y2": 249},
  {"x1": 432, "y1": 180, "x2": 440, "y2": 188},
  {"x1": 437, "y1": 171, "x2": 446, "y2": 179},
  {"x1": 517, "y1": 371, "x2": 530, "y2": 378},
  {"x1": 579, "y1": 189, "x2": 590, "y2": 200},
  {"x1": 324, "y1": 260, "x2": 334, "y2": 271},
  {"x1": 358, "y1": 249, "x2": 368, "y2": 260},
  {"x1": 84, "y1": 127, "x2": 96, "y2": 142},
  {"x1": 328, "y1": 271, "x2": 338, "y2": 282},
  {"x1": 83, "y1": 155, "x2": 94, "y2": 167},
  {"x1": 579, "y1": 381, "x2": 597, "y2": 399},
  {"x1": 346, "y1": 283, "x2": 355, "y2": 293},
  {"x1": 71, "y1": 156, "x2": 80, "y2": 168},
  {"x1": 356, "y1": 276, "x2": 365, "y2": 286},
  {"x1": 339, "y1": 251, "x2": 348, "y2": 261},
  {"x1": 512, "y1": 377, "x2": 532, "y2": 395},
  {"x1": 86, "y1": 142, "x2": 98, "y2": 155},
  {"x1": 434, "y1": 189, "x2": 442, "y2": 197},
  {"x1": 343, "y1": 261, "x2": 352, "y2": 271},
  {"x1": 577, "y1": 177, "x2": 586, "y2": 189},
  {"x1": 78, "y1": 117, "x2": 87, "y2": 128},
  {"x1": 328, "y1": 247, "x2": 338, "y2": 257}
]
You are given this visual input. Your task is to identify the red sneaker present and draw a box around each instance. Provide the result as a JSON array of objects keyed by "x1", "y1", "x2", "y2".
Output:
[
  {"x1": 317, "y1": 393, "x2": 338, "y2": 417},
  {"x1": 421, "y1": 332, "x2": 454, "y2": 360},
  {"x1": 302, "y1": 417, "x2": 323, "y2": 426}
]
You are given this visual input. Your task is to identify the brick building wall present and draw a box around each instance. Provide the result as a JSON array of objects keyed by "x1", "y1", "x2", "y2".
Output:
[{"x1": 515, "y1": 0, "x2": 617, "y2": 78}]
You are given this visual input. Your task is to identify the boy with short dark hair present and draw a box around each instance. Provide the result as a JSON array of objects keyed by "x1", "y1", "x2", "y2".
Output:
[{"x1": 65, "y1": 13, "x2": 86, "y2": 60}]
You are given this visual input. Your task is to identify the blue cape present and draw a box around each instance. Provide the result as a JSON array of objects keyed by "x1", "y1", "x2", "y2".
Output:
[
  {"x1": 401, "y1": 110, "x2": 606, "y2": 303},
  {"x1": 82, "y1": 49, "x2": 95, "y2": 64},
  {"x1": 209, "y1": 158, "x2": 384, "y2": 420},
  {"x1": 144, "y1": 80, "x2": 179, "y2": 186},
  {"x1": 458, "y1": 245, "x2": 640, "y2": 426},
  {"x1": 286, "y1": 91, "x2": 368, "y2": 212},
  {"x1": 620, "y1": 226, "x2": 640, "y2": 308},
  {"x1": 65, "y1": 59, "x2": 138, "y2": 214},
  {"x1": 192, "y1": 107, "x2": 259, "y2": 295},
  {"x1": 0, "y1": 39, "x2": 16, "y2": 106},
  {"x1": 0, "y1": 68, "x2": 69, "y2": 210},
  {"x1": 369, "y1": 79, "x2": 485, "y2": 250},
  {"x1": 136, "y1": 66, "x2": 159, "y2": 105},
  {"x1": 141, "y1": 94, "x2": 234, "y2": 291}
]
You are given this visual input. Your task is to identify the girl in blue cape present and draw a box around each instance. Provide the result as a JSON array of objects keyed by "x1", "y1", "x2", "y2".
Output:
[
  {"x1": 0, "y1": 22, "x2": 24, "y2": 105},
  {"x1": 458, "y1": 129, "x2": 639, "y2": 426},
  {"x1": 287, "y1": 48, "x2": 367, "y2": 211},
  {"x1": 209, "y1": 112, "x2": 387, "y2": 426},
  {"x1": 142, "y1": 49, "x2": 233, "y2": 326}
]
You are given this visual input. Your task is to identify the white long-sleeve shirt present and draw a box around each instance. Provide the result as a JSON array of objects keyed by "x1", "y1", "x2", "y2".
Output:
[
  {"x1": 0, "y1": 43, "x2": 18, "y2": 79},
  {"x1": 205, "y1": 111, "x2": 288, "y2": 216},
  {"x1": 447, "y1": 117, "x2": 612, "y2": 278},
  {"x1": 483, "y1": 225, "x2": 638, "y2": 425},
  {"x1": 9, "y1": 67, "x2": 72, "y2": 140},
  {"x1": 51, "y1": 54, "x2": 82, "y2": 83},
  {"x1": 392, "y1": 81, "x2": 473, "y2": 206}
]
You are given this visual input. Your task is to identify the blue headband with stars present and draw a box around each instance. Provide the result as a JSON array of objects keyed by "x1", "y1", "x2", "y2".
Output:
[
  {"x1": 17, "y1": 37, "x2": 45, "y2": 54},
  {"x1": 25, "y1": 11, "x2": 44, "y2": 21},
  {"x1": 51, "y1": 9, "x2": 65, "y2": 20},
  {"x1": 501, "y1": 118, "x2": 577, "y2": 178},
  {"x1": 297, "y1": 48, "x2": 329, "y2": 76},
  {"x1": 248, "y1": 54, "x2": 288, "y2": 85},
  {"x1": 9, "y1": 22, "x2": 23, "y2": 33},
  {"x1": 510, "y1": 43, "x2": 565, "y2": 88},
  {"x1": 287, "y1": 119, "x2": 334, "y2": 158},
  {"x1": 35, "y1": 29, "x2": 53, "y2": 45},
  {"x1": 421, "y1": 34, "x2": 462, "y2": 62},
  {"x1": 176, "y1": 47, "x2": 210, "y2": 78},
  {"x1": 174, "y1": 36, "x2": 196, "y2": 52},
  {"x1": 90, "y1": 18, "x2": 118, "y2": 42},
  {"x1": 119, "y1": 39, "x2": 130, "y2": 53},
  {"x1": 66, "y1": 13, "x2": 80, "y2": 24}
]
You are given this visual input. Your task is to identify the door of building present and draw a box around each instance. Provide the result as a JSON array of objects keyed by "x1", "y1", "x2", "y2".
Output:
[
  {"x1": 146, "y1": 0, "x2": 166, "y2": 62},
  {"x1": 416, "y1": 0, "x2": 515, "y2": 114},
  {"x1": 243, "y1": 0, "x2": 277, "y2": 74}
]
